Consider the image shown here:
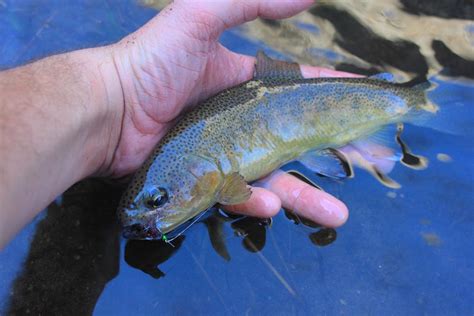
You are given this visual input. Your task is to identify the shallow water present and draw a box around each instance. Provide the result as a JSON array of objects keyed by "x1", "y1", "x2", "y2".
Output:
[{"x1": 1, "y1": 1, "x2": 473, "y2": 315}]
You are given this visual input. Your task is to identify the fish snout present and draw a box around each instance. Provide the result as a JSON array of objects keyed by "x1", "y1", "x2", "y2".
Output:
[
  {"x1": 122, "y1": 221, "x2": 162, "y2": 240},
  {"x1": 120, "y1": 205, "x2": 162, "y2": 240}
]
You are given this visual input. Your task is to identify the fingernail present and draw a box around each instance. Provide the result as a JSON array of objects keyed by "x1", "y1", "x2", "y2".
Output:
[
  {"x1": 320, "y1": 197, "x2": 348, "y2": 222},
  {"x1": 261, "y1": 193, "x2": 281, "y2": 217}
]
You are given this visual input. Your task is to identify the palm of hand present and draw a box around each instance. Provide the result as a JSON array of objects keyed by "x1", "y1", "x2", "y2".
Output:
[{"x1": 111, "y1": 15, "x2": 254, "y2": 176}]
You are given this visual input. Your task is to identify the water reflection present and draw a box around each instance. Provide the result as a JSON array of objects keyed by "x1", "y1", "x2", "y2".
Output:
[
  {"x1": 125, "y1": 236, "x2": 185, "y2": 278},
  {"x1": 284, "y1": 209, "x2": 338, "y2": 247},
  {"x1": 431, "y1": 40, "x2": 474, "y2": 78},
  {"x1": 5, "y1": 177, "x2": 335, "y2": 310},
  {"x1": 203, "y1": 213, "x2": 232, "y2": 261},
  {"x1": 6, "y1": 180, "x2": 121, "y2": 315},
  {"x1": 309, "y1": 229, "x2": 338, "y2": 247},
  {"x1": 123, "y1": 207, "x2": 334, "y2": 278},
  {"x1": 231, "y1": 216, "x2": 271, "y2": 253}
]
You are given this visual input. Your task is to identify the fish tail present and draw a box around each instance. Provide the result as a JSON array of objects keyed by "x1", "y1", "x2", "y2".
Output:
[{"x1": 405, "y1": 77, "x2": 470, "y2": 136}]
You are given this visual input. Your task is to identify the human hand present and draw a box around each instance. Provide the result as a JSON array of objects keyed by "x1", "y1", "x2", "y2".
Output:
[{"x1": 104, "y1": 0, "x2": 394, "y2": 228}]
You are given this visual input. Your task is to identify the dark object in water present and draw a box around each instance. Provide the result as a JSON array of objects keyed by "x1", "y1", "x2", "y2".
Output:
[
  {"x1": 432, "y1": 40, "x2": 474, "y2": 79},
  {"x1": 400, "y1": 0, "x2": 474, "y2": 20},
  {"x1": 231, "y1": 217, "x2": 271, "y2": 253},
  {"x1": 125, "y1": 236, "x2": 185, "y2": 279},
  {"x1": 284, "y1": 209, "x2": 321, "y2": 228},
  {"x1": 335, "y1": 63, "x2": 381, "y2": 77},
  {"x1": 310, "y1": 5, "x2": 429, "y2": 77},
  {"x1": 309, "y1": 228, "x2": 337, "y2": 247},
  {"x1": 204, "y1": 215, "x2": 231, "y2": 261},
  {"x1": 6, "y1": 180, "x2": 121, "y2": 315},
  {"x1": 396, "y1": 123, "x2": 428, "y2": 169}
]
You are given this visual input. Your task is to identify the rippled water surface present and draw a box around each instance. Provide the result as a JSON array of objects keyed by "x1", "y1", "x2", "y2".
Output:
[{"x1": 1, "y1": 1, "x2": 473, "y2": 314}]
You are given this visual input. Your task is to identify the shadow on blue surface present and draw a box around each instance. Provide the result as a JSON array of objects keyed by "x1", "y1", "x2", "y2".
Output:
[{"x1": 0, "y1": 1, "x2": 473, "y2": 315}]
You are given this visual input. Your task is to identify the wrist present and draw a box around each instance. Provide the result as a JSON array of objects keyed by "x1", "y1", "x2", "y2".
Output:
[
  {"x1": 73, "y1": 46, "x2": 125, "y2": 179},
  {"x1": 0, "y1": 48, "x2": 125, "y2": 247}
]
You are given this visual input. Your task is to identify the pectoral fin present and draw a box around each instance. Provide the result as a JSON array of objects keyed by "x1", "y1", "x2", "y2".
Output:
[
  {"x1": 297, "y1": 148, "x2": 353, "y2": 179},
  {"x1": 217, "y1": 172, "x2": 251, "y2": 205},
  {"x1": 255, "y1": 50, "x2": 303, "y2": 79}
]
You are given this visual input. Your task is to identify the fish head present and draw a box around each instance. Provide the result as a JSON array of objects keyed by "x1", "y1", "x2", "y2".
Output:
[{"x1": 119, "y1": 155, "x2": 225, "y2": 240}]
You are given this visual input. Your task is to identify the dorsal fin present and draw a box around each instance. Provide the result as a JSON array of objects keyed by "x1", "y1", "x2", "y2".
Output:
[{"x1": 254, "y1": 51, "x2": 303, "y2": 79}]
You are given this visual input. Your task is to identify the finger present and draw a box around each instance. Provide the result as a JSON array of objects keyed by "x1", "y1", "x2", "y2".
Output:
[
  {"x1": 142, "y1": 0, "x2": 313, "y2": 42},
  {"x1": 172, "y1": 0, "x2": 315, "y2": 40},
  {"x1": 300, "y1": 65, "x2": 363, "y2": 78},
  {"x1": 258, "y1": 170, "x2": 349, "y2": 227},
  {"x1": 225, "y1": 53, "x2": 362, "y2": 86},
  {"x1": 222, "y1": 187, "x2": 281, "y2": 218}
]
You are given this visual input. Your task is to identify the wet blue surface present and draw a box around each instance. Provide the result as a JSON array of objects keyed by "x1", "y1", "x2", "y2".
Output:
[{"x1": 1, "y1": 1, "x2": 473, "y2": 315}]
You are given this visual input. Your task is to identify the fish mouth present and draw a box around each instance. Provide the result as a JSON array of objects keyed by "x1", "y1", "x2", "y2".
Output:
[{"x1": 122, "y1": 223, "x2": 162, "y2": 240}]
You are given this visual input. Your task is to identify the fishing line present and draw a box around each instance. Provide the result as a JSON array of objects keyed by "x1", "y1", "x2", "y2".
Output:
[{"x1": 162, "y1": 209, "x2": 210, "y2": 246}]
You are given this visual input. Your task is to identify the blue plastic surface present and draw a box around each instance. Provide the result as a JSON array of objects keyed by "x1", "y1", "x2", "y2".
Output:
[{"x1": 0, "y1": 1, "x2": 473, "y2": 315}]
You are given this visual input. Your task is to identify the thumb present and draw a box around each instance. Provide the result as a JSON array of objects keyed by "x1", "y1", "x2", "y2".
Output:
[{"x1": 142, "y1": 0, "x2": 314, "y2": 42}]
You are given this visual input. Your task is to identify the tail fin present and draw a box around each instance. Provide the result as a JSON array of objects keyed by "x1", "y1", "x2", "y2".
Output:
[
  {"x1": 413, "y1": 81, "x2": 433, "y2": 92},
  {"x1": 407, "y1": 77, "x2": 471, "y2": 136},
  {"x1": 400, "y1": 76, "x2": 433, "y2": 90}
]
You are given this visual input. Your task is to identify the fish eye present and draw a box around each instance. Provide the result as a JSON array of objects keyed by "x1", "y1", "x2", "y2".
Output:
[{"x1": 145, "y1": 187, "x2": 168, "y2": 209}]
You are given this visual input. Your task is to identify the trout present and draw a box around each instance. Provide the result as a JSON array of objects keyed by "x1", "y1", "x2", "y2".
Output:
[{"x1": 119, "y1": 51, "x2": 436, "y2": 240}]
